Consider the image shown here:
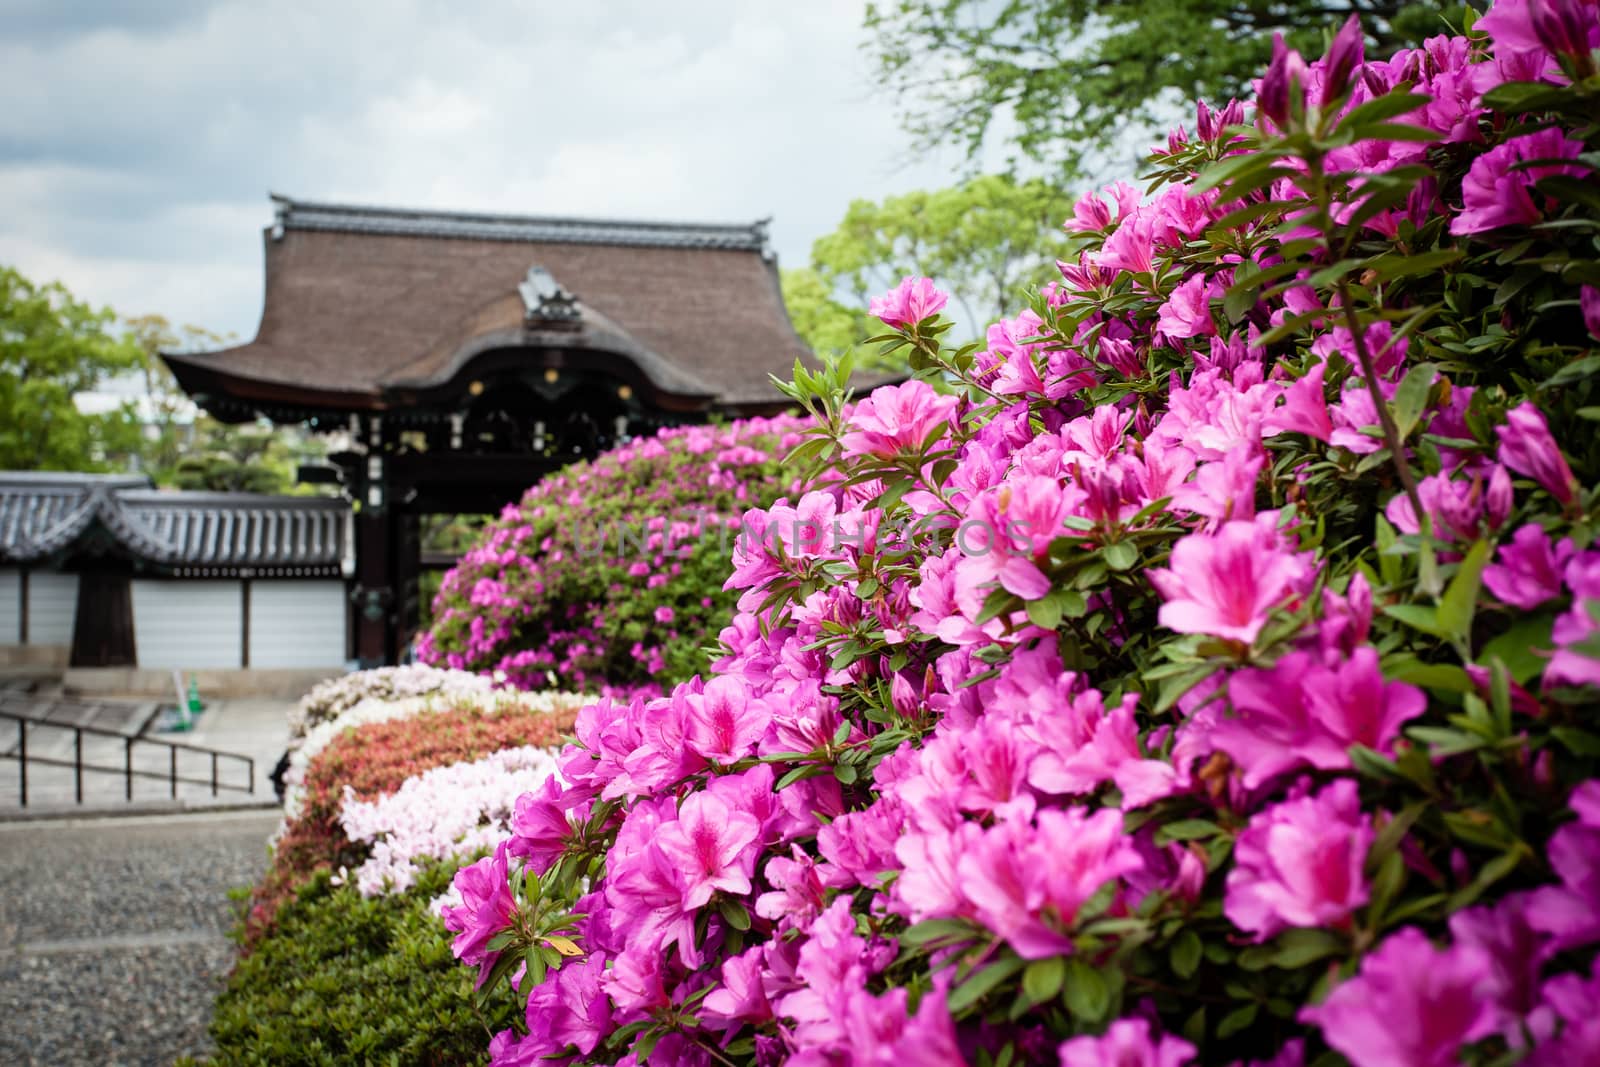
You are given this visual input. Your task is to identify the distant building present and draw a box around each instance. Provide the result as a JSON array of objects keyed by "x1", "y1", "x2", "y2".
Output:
[
  {"x1": 161, "y1": 195, "x2": 818, "y2": 664},
  {"x1": 0, "y1": 472, "x2": 352, "y2": 671}
]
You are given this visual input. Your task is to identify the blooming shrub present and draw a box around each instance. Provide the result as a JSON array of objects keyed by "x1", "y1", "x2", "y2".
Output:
[
  {"x1": 288, "y1": 664, "x2": 495, "y2": 744},
  {"x1": 419, "y1": 415, "x2": 811, "y2": 695},
  {"x1": 452, "y1": 7, "x2": 1600, "y2": 1067},
  {"x1": 283, "y1": 687, "x2": 587, "y2": 821},
  {"x1": 246, "y1": 695, "x2": 579, "y2": 948},
  {"x1": 339, "y1": 746, "x2": 562, "y2": 897}
]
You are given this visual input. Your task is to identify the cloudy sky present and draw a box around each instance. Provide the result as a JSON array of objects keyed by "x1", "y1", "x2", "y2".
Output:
[{"x1": 0, "y1": 0, "x2": 975, "y2": 344}]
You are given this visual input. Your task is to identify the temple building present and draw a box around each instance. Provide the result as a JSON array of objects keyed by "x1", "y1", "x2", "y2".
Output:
[
  {"x1": 161, "y1": 195, "x2": 817, "y2": 665},
  {"x1": 0, "y1": 472, "x2": 351, "y2": 672}
]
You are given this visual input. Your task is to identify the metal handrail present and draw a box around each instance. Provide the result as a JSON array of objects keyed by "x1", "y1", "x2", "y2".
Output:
[{"x1": 1, "y1": 708, "x2": 255, "y2": 807}]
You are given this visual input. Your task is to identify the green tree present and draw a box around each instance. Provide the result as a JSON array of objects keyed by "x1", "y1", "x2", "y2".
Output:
[
  {"x1": 864, "y1": 0, "x2": 1465, "y2": 175},
  {"x1": 810, "y1": 173, "x2": 1072, "y2": 337},
  {"x1": 170, "y1": 416, "x2": 318, "y2": 494},
  {"x1": 0, "y1": 266, "x2": 144, "y2": 471},
  {"x1": 124, "y1": 313, "x2": 226, "y2": 479},
  {"x1": 780, "y1": 267, "x2": 877, "y2": 361}
]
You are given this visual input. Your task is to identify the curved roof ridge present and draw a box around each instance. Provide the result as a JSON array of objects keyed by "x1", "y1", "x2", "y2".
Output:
[{"x1": 271, "y1": 193, "x2": 772, "y2": 252}]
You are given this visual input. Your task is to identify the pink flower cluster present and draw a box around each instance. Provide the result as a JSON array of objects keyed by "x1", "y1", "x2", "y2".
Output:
[
  {"x1": 446, "y1": 4, "x2": 1600, "y2": 1065},
  {"x1": 422, "y1": 415, "x2": 811, "y2": 694}
]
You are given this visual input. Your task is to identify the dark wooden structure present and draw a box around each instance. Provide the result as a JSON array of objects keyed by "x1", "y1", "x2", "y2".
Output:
[{"x1": 163, "y1": 195, "x2": 817, "y2": 666}]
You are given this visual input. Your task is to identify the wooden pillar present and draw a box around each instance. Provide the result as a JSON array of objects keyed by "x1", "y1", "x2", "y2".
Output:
[
  {"x1": 353, "y1": 510, "x2": 393, "y2": 668},
  {"x1": 240, "y1": 577, "x2": 252, "y2": 668},
  {"x1": 69, "y1": 566, "x2": 137, "y2": 668},
  {"x1": 352, "y1": 415, "x2": 395, "y2": 668}
]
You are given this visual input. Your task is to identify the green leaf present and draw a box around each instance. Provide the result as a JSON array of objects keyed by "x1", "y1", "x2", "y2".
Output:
[
  {"x1": 1102, "y1": 540, "x2": 1139, "y2": 572},
  {"x1": 1382, "y1": 603, "x2": 1447, "y2": 638},
  {"x1": 1269, "y1": 928, "x2": 1342, "y2": 969},
  {"x1": 1438, "y1": 540, "x2": 1490, "y2": 647},
  {"x1": 1552, "y1": 726, "x2": 1600, "y2": 756},
  {"x1": 948, "y1": 956, "x2": 1025, "y2": 1014},
  {"x1": 900, "y1": 919, "x2": 976, "y2": 947},
  {"x1": 1542, "y1": 355, "x2": 1600, "y2": 389},
  {"x1": 1022, "y1": 957, "x2": 1066, "y2": 1005},
  {"x1": 1026, "y1": 595, "x2": 1063, "y2": 630},
  {"x1": 1170, "y1": 930, "x2": 1203, "y2": 980},
  {"x1": 1061, "y1": 957, "x2": 1111, "y2": 1022},
  {"x1": 1218, "y1": 1003, "x2": 1259, "y2": 1039},
  {"x1": 1154, "y1": 819, "x2": 1222, "y2": 844},
  {"x1": 718, "y1": 898, "x2": 752, "y2": 932},
  {"x1": 1390, "y1": 363, "x2": 1437, "y2": 443}
]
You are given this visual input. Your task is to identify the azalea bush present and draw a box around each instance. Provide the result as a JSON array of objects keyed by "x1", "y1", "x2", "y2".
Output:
[
  {"x1": 247, "y1": 694, "x2": 580, "y2": 948},
  {"x1": 448, "y1": 6, "x2": 1600, "y2": 1066},
  {"x1": 288, "y1": 664, "x2": 495, "y2": 744},
  {"x1": 419, "y1": 415, "x2": 811, "y2": 695},
  {"x1": 339, "y1": 745, "x2": 563, "y2": 897}
]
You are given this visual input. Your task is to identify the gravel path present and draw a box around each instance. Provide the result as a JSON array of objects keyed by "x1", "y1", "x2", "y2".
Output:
[{"x1": 0, "y1": 810, "x2": 278, "y2": 1066}]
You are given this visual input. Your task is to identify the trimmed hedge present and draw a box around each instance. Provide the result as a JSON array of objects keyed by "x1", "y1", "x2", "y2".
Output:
[{"x1": 205, "y1": 864, "x2": 510, "y2": 1067}]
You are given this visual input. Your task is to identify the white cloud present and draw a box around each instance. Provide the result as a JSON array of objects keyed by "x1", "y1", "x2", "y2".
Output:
[{"x1": 0, "y1": 0, "x2": 973, "y2": 340}]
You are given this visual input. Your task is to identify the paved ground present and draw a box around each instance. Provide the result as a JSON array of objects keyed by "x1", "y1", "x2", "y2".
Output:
[
  {"x1": 0, "y1": 809, "x2": 279, "y2": 1065},
  {"x1": 0, "y1": 698, "x2": 293, "y2": 817}
]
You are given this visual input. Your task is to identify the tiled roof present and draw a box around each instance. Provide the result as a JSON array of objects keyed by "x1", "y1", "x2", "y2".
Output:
[
  {"x1": 0, "y1": 473, "x2": 353, "y2": 576},
  {"x1": 162, "y1": 195, "x2": 816, "y2": 414}
]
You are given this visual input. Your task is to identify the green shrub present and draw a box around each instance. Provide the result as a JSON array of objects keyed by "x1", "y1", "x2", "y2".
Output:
[{"x1": 206, "y1": 864, "x2": 511, "y2": 1067}]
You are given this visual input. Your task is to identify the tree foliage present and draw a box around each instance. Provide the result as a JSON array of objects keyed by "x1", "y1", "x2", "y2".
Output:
[
  {"x1": 809, "y1": 173, "x2": 1072, "y2": 337},
  {"x1": 0, "y1": 265, "x2": 144, "y2": 471},
  {"x1": 780, "y1": 267, "x2": 877, "y2": 361},
  {"x1": 863, "y1": 0, "x2": 1467, "y2": 175}
]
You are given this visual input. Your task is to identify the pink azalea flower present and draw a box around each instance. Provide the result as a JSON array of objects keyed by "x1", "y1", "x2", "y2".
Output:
[
  {"x1": 684, "y1": 674, "x2": 768, "y2": 762},
  {"x1": 869, "y1": 276, "x2": 949, "y2": 329},
  {"x1": 1300, "y1": 926, "x2": 1501, "y2": 1067},
  {"x1": 1451, "y1": 128, "x2": 1586, "y2": 235},
  {"x1": 1548, "y1": 553, "x2": 1600, "y2": 687},
  {"x1": 958, "y1": 807, "x2": 1145, "y2": 958},
  {"x1": 1219, "y1": 647, "x2": 1427, "y2": 788},
  {"x1": 440, "y1": 841, "x2": 516, "y2": 985},
  {"x1": 656, "y1": 790, "x2": 762, "y2": 910},
  {"x1": 701, "y1": 945, "x2": 775, "y2": 1026},
  {"x1": 1583, "y1": 285, "x2": 1600, "y2": 339},
  {"x1": 1066, "y1": 181, "x2": 1142, "y2": 232},
  {"x1": 1497, "y1": 401, "x2": 1579, "y2": 505},
  {"x1": 1156, "y1": 274, "x2": 1217, "y2": 340},
  {"x1": 1526, "y1": 958, "x2": 1600, "y2": 1066},
  {"x1": 1261, "y1": 359, "x2": 1333, "y2": 442},
  {"x1": 1385, "y1": 467, "x2": 1513, "y2": 544},
  {"x1": 1527, "y1": 781, "x2": 1600, "y2": 949},
  {"x1": 1148, "y1": 518, "x2": 1311, "y2": 644},
  {"x1": 1448, "y1": 896, "x2": 1548, "y2": 1021},
  {"x1": 1058, "y1": 1018, "x2": 1195, "y2": 1067},
  {"x1": 1483, "y1": 524, "x2": 1574, "y2": 609},
  {"x1": 840, "y1": 379, "x2": 960, "y2": 458},
  {"x1": 842, "y1": 983, "x2": 967, "y2": 1067},
  {"x1": 522, "y1": 952, "x2": 613, "y2": 1055},
  {"x1": 508, "y1": 776, "x2": 584, "y2": 876},
  {"x1": 1225, "y1": 779, "x2": 1374, "y2": 940}
]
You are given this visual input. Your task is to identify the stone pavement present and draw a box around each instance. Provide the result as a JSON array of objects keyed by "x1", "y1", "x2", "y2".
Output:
[
  {"x1": 0, "y1": 808, "x2": 280, "y2": 1065},
  {"x1": 0, "y1": 696, "x2": 294, "y2": 818}
]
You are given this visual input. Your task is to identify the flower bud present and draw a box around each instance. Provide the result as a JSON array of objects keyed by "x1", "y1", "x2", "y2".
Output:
[
  {"x1": 1257, "y1": 34, "x2": 1309, "y2": 130},
  {"x1": 1320, "y1": 15, "x2": 1366, "y2": 106},
  {"x1": 1530, "y1": 0, "x2": 1598, "y2": 74}
]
